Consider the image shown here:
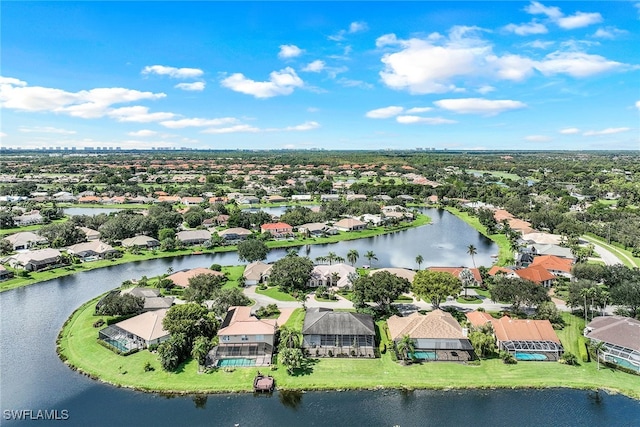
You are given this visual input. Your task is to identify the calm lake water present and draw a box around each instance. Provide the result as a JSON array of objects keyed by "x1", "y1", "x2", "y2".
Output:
[{"x1": 1, "y1": 209, "x2": 638, "y2": 426}]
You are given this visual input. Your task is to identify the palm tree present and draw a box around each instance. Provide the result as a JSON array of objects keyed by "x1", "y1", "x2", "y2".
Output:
[
  {"x1": 347, "y1": 249, "x2": 359, "y2": 267},
  {"x1": 278, "y1": 326, "x2": 302, "y2": 350},
  {"x1": 396, "y1": 335, "x2": 415, "y2": 362},
  {"x1": 364, "y1": 251, "x2": 377, "y2": 267},
  {"x1": 592, "y1": 340, "x2": 606, "y2": 371},
  {"x1": 415, "y1": 254, "x2": 424, "y2": 270},
  {"x1": 327, "y1": 252, "x2": 337, "y2": 265},
  {"x1": 467, "y1": 244, "x2": 477, "y2": 269}
]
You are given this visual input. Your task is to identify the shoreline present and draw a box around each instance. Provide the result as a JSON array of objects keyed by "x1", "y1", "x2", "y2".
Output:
[
  {"x1": 57, "y1": 296, "x2": 640, "y2": 401},
  {"x1": 1, "y1": 213, "x2": 430, "y2": 293}
]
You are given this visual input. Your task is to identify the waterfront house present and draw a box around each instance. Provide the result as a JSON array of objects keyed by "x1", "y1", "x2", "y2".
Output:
[
  {"x1": 491, "y1": 316, "x2": 563, "y2": 361},
  {"x1": 217, "y1": 227, "x2": 252, "y2": 242},
  {"x1": 260, "y1": 222, "x2": 293, "y2": 238},
  {"x1": 166, "y1": 267, "x2": 225, "y2": 288},
  {"x1": 99, "y1": 308, "x2": 170, "y2": 352},
  {"x1": 333, "y1": 218, "x2": 366, "y2": 232},
  {"x1": 4, "y1": 231, "x2": 48, "y2": 251},
  {"x1": 13, "y1": 211, "x2": 44, "y2": 226},
  {"x1": 120, "y1": 287, "x2": 174, "y2": 312},
  {"x1": 121, "y1": 235, "x2": 160, "y2": 249},
  {"x1": 0, "y1": 265, "x2": 14, "y2": 281},
  {"x1": 243, "y1": 261, "x2": 272, "y2": 286},
  {"x1": 302, "y1": 308, "x2": 375, "y2": 357},
  {"x1": 8, "y1": 248, "x2": 61, "y2": 271},
  {"x1": 176, "y1": 229, "x2": 211, "y2": 246},
  {"x1": 67, "y1": 240, "x2": 118, "y2": 261},
  {"x1": 213, "y1": 306, "x2": 277, "y2": 366},
  {"x1": 428, "y1": 267, "x2": 483, "y2": 286},
  {"x1": 369, "y1": 268, "x2": 416, "y2": 282},
  {"x1": 309, "y1": 263, "x2": 356, "y2": 289},
  {"x1": 387, "y1": 310, "x2": 474, "y2": 361},
  {"x1": 584, "y1": 316, "x2": 640, "y2": 373}
]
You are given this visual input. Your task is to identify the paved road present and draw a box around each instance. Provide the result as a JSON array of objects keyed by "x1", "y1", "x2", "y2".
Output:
[{"x1": 586, "y1": 238, "x2": 632, "y2": 266}]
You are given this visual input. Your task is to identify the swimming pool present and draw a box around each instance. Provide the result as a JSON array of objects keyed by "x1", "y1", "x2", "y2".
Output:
[
  {"x1": 411, "y1": 351, "x2": 437, "y2": 360},
  {"x1": 102, "y1": 338, "x2": 130, "y2": 352},
  {"x1": 216, "y1": 358, "x2": 257, "y2": 367},
  {"x1": 515, "y1": 352, "x2": 547, "y2": 361},
  {"x1": 605, "y1": 355, "x2": 640, "y2": 372}
]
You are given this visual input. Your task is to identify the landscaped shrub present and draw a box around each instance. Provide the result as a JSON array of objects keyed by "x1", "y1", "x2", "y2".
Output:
[
  {"x1": 500, "y1": 351, "x2": 517, "y2": 364},
  {"x1": 143, "y1": 361, "x2": 155, "y2": 372},
  {"x1": 559, "y1": 352, "x2": 579, "y2": 366},
  {"x1": 578, "y1": 338, "x2": 590, "y2": 363},
  {"x1": 148, "y1": 343, "x2": 159, "y2": 352},
  {"x1": 93, "y1": 319, "x2": 105, "y2": 328},
  {"x1": 327, "y1": 350, "x2": 333, "y2": 357},
  {"x1": 258, "y1": 284, "x2": 267, "y2": 291}
]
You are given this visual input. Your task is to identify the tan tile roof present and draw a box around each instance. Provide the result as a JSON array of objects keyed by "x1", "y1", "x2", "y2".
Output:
[
  {"x1": 218, "y1": 306, "x2": 277, "y2": 336},
  {"x1": 465, "y1": 311, "x2": 495, "y2": 328},
  {"x1": 369, "y1": 268, "x2": 416, "y2": 282},
  {"x1": 428, "y1": 267, "x2": 482, "y2": 283},
  {"x1": 116, "y1": 309, "x2": 169, "y2": 342},
  {"x1": 387, "y1": 310, "x2": 465, "y2": 341},
  {"x1": 492, "y1": 316, "x2": 560, "y2": 343},
  {"x1": 166, "y1": 267, "x2": 224, "y2": 288}
]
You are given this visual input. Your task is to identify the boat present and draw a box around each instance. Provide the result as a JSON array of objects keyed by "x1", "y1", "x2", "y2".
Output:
[{"x1": 253, "y1": 371, "x2": 275, "y2": 393}]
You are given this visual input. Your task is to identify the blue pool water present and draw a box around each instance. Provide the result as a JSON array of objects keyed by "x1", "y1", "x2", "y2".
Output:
[
  {"x1": 412, "y1": 351, "x2": 437, "y2": 360},
  {"x1": 606, "y1": 355, "x2": 640, "y2": 372},
  {"x1": 217, "y1": 358, "x2": 257, "y2": 367},
  {"x1": 515, "y1": 353, "x2": 547, "y2": 361},
  {"x1": 103, "y1": 338, "x2": 130, "y2": 352}
]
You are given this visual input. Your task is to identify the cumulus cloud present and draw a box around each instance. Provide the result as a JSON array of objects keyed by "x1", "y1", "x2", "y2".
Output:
[
  {"x1": 278, "y1": 44, "x2": 304, "y2": 59},
  {"x1": 0, "y1": 77, "x2": 170, "y2": 121},
  {"x1": 592, "y1": 27, "x2": 628, "y2": 39},
  {"x1": 636, "y1": 100, "x2": 640, "y2": 110},
  {"x1": 477, "y1": 85, "x2": 496, "y2": 94},
  {"x1": 525, "y1": 2, "x2": 602, "y2": 29},
  {"x1": 201, "y1": 120, "x2": 319, "y2": 134},
  {"x1": 220, "y1": 67, "x2": 303, "y2": 98},
  {"x1": 202, "y1": 124, "x2": 260, "y2": 134},
  {"x1": 525, "y1": 40, "x2": 555, "y2": 49},
  {"x1": 536, "y1": 51, "x2": 625, "y2": 78},
  {"x1": 283, "y1": 121, "x2": 320, "y2": 131},
  {"x1": 19, "y1": 126, "x2": 76, "y2": 134},
  {"x1": 174, "y1": 82, "x2": 205, "y2": 91},
  {"x1": 107, "y1": 106, "x2": 176, "y2": 123},
  {"x1": 329, "y1": 21, "x2": 369, "y2": 41},
  {"x1": 525, "y1": 135, "x2": 552, "y2": 142},
  {"x1": 302, "y1": 60, "x2": 326, "y2": 72},
  {"x1": 336, "y1": 78, "x2": 373, "y2": 89},
  {"x1": 503, "y1": 22, "x2": 548, "y2": 36},
  {"x1": 405, "y1": 107, "x2": 433, "y2": 114},
  {"x1": 142, "y1": 65, "x2": 204, "y2": 79},
  {"x1": 396, "y1": 115, "x2": 456, "y2": 125},
  {"x1": 0, "y1": 132, "x2": 6, "y2": 137},
  {"x1": 127, "y1": 130, "x2": 158, "y2": 137},
  {"x1": 583, "y1": 127, "x2": 631, "y2": 136},
  {"x1": 160, "y1": 117, "x2": 239, "y2": 129},
  {"x1": 365, "y1": 106, "x2": 404, "y2": 119},
  {"x1": 559, "y1": 127, "x2": 580, "y2": 134},
  {"x1": 434, "y1": 98, "x2": 527, "y2": 115}
]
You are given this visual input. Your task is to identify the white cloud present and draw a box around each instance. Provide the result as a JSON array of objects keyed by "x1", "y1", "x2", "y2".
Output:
[
  {"x1": 525, "y1": 2, "x2": 602, "y2": 30},
  {"x1": 174, "y1": 82, "x2": 205, "y2": 91},
  {"x1": 127, "y1": 130, "x2": 158, "y2": 137},
  {"x1": 307, "y1": 107, "x2": 319, "y2": 113},
  {"x1": 0, "y1": 76, "x2": 27, "y2": 86},
  {"x1": 583, "y1": 127, "x2": 631, "y2": 136},
  {"x1": 278, "y1": 44, "x2": 304, "y2": 59},
  {"x1": 302, "y1": 60, "x2": 325, "y2": 72},
  {"x1": 592, "y1": 27, "x2": 628, "y2": 39},
  {"x1": 0, "y1": 132, "x2": 6, "y2": 137},
  {"x1": 220, "y1": 67, "x2": 303, "y2": 98},
  {"x1": 536, "y1": 51, "x2": 626, "y2": 78},
  {"x1": 396, "y1": 115, "x2": 456, "y2": 125},
  {"x1": 476, "y1": 85, "x2": 496, "y2": 94},
  {"x1": 365, "y1": 106, "x2": 404, "y2": 119},
  {"x1": 142, "y1": 65, "x2": 204, "y2": 79},
  {"x1": 559, "y1": 127, "x2": 580, "y2": 134},
  {"x1": 525, "y1": 40, "x2": 554, "y2": 49},
  {"x1": 0, "y1": 78, "x2": 168, "y2": 120},
  {"x1": 283, "y1": 121, "x2": 320, "y2": 131},
  {"x1": 336, "y1": 78, "x2": 373, "y2": 89},
  {"x1": 636, "y1": 101, "x2": 640, "y2": 110},
  {"x1": 405, "y1": 107, "x2": 433, "y2": 114},
  {"x1": 18, "y1": 126, "x2": 76, "y2": 134},
  {"x1": 202, "y1": 124, "x2": 260, "y2": 134},
  {"x1": 376, "y1": 33, "x2": 400, "y2": 48},
  {"x1": 107, "y1": 106, "x2": 176, "y2": 123},
  {"x1": 434, "y1": 98, "x2": 527, "y2": 115},
  {"x1": 349, "y1": 21, "x2": 368, "y2": 33},
  {"x1": 525, "y1": 135, "x2": 552, "y2": 142},
  {"x1": 504, "y1": 22, "x2": 548, "y2": 36},
  {"x1": 487, "y1": 54, "x2": 537, "y2": 81},
  {"x1": 160, "y1": 117, "x2": 239, "y2": 129},
  {"x1": 557, "y1": 12, "x2": 603, "y2": 30}
]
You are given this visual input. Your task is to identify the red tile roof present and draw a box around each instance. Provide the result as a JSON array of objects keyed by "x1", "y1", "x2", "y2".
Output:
[
  {"x1": 530, "y1": 255, "x2": 573, "y2": 273},
  {"x1": 465, "y1": 311, "x2": 495, "y2": 328},
  {"x1": 514, "y1": 265, "x2": 555, "y2": 284},
  {"x1": 492, "y1": 316, "x2": 560, "y2": 343}
]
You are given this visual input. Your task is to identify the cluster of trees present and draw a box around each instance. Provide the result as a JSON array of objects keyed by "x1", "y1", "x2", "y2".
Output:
[
  {"x1": 487, "y1": 276, "x2": 550, "y2": 311},
  {"x1": 277, "y1": 326, "x2": 305, "y2": 375},
  {"x1": 95, "y1": 292, "x2": 144, "y2": 316},
  {"x1": 182, "y1": 273, "x2": 251, "y2": 318}
]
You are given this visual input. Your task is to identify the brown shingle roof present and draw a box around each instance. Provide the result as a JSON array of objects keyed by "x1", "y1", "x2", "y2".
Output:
[{"x1": 585, "y1": 316, "x2": 640, "y2": 352}]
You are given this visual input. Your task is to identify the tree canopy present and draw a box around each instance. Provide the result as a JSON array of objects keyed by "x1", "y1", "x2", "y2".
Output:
[
  {"x1": 412, "y1": 270, "x2": 462, "y2": 309},
  {"x1": 237, "y1": 239, "x2": 269, "y2": 263},
  {"x1": 488, "y1": 276, "x2": 550, "y2": 311},
  {"x1": 353, "y1": 271, "x2": 411, "y2": 313},
  {"x1": 268, "y1": 254, "x2": 314, "y2": 294}
]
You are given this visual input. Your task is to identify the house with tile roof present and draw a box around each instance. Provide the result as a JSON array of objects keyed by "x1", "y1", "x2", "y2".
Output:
[
  {"x1": 309, "y1": 263, "x2": 356, "y2": 288},
  {"x1": 3, "y1": 231, "x2": 48, "y2": 250},
  {"x1": 584, "y1": 316, "x2": 640, "y2": 373},
  {"x1": 530, "y1": 255, "x2": 574, "y2": 278},
  {"x1": 491, "y1": 316, "x2": 563, "y2": 361},
  {"x1": 98, "y1": 308, "x2": 170, "y2": 352},
  {"x1": 428, "y1": 267, "x2": 483, "y2": 285},
  {"x1": 302, "y1": 308, "x2": 375, "y2": 357},
  {"x1": 166, "y1": 267, "x2": 225, "y2": 288},
  {"x1": 243, "y1": 261, "x2": 272, "y2": 286},
  {"x1": 387, "y1": 310, "x2": 474, "y2": 361},
  {"x1": 333, "y1": 217, "x2": 367, "y2": 232},
  {"x1": 260, "y1": 222, "x2": 293, "y2": 238},
  {"x1": 176, "y1": 229, "x2": 211, "y2": 246},
  {"x1": 514, "y1": 264, "x2": 556, "y2": 287}
]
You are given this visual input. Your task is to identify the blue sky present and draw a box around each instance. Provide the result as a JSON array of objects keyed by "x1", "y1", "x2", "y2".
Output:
[{"x1": 1, "y1": 1, "x2": 639, "y2": 151}]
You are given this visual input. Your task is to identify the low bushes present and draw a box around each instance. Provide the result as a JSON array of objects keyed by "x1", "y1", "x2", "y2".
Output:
[{"x1": 578, "y1": 338, "x2": 590, "y2": 363}]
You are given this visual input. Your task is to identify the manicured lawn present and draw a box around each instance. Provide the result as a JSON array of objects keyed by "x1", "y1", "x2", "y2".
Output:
[
  {"x1": 466, "y1": 169, "x2": 522, "y2": 182},
  {"x1": 255, "y1": 286, "x2": 298, "y2": 301},
  {"x1": 283, "y1": 308, "x2": 305, "y2": 329},
  {"x1": 221, "y1": 265, "x2": 245, "y2": 289},
  {"x1": 58, "y1": 299, "x2": 640, "y2": 398},
  {"x1": 456, "y1": 296, "x2": 482, "y2": 304},
  {"x1": 0, "y1": 218, "x2": 68, "y2": 236}
]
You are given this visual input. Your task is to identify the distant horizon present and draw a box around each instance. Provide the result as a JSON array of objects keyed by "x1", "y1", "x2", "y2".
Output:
[{"x1": 1, "y1": 1, "x2": 639, "y2": 151}]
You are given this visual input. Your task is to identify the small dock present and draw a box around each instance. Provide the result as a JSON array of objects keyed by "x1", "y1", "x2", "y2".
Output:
[{"x1": 253, "y1": 371, "x2": 275, "y2": 392}]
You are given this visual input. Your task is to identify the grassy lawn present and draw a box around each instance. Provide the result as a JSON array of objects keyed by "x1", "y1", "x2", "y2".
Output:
[
  {"x1": 283, "y1": 308, "x2": 305, "y2": 329},
  {"x1": 58, "y1": 299, "x2": 640, "y2": 398},
  {"x1": 255, "y1": 286, "x2": 298, "y2": 301},
  {"x1": 0, "y1": 218, "x2": 68, "y2": 236},
  {"x1": 466, "y1": 169, "x2": 522, "y2": 182},
  {"x1": 221, "y1": 265, "x2": 245, "y2": 289},
  {"x1": 444, "y1": 207, "x2": 512, "y2": 266},
  {"x1": 456, "y1": 296, "x2": 483, "y2": 304},
  {"x1": 472, "y1": 288, "x2": 491, "y2": 298}
]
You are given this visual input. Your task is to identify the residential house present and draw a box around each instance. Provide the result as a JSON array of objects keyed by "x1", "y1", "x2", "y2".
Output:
[
  {"x1": 373, "y1": 195, "x2": 393, "y2": 202},
  {"x1": 302, "y1": 308, "x2": 375, "y2": 357},
  {"x1": 530, "y1": 255, "x2": 574, "y2": 278},
  {"x1": 120, "y1": 287, "x2": 174, "y2": 312},
  {"x1": 360, "y1": 214, "x2": 385, "y2": 226},
  {"x1": 176, "y1": 229, "x2": 211, "y2": 246},
  {"x1": 8, "y1": 248, "x2": 62, "y2": 271},
  {"x1": 78, "y1": 226, "x2": 100, "y2": 241},
  {"x1": 181, "y1": 196, "x2": 204, "y2": 205},
  {"x1": 428, "y1": 267, "x2": 483, "y2": 286},
  {"x1": 387, "y1": 310, "x2": 475, "y2": 361},
  {"x1": 214, "y1": 306, "x2": 277, "y2": 366},
  {"x1": 309, "y1": 263, "x2": 356, "y2": 288},
  {"x1": 320, "y1": 194, "x2": 340, "y2": 202},
  {"x1": 514, "y1": 264, "x2": 556, "y2": 287},
  {"x1": 333, "y1": 218, "x2": 367, "y2": 232},
  {"x1": 298, "y1": 222, "x2": 329, "y2": 236},
  {"x1": 243, "y1": 261, "x2": 272, "y2": 286},
  {"x1": 345, "y1": 194, "x2": 367, "y2": 201},
  {"x1": 13, "y1": 211, "x2": 44, "y2": 226},
  {"x1": 217, "y1": 227, "x2": 252, "y2": 242},
  {"x1": 369, "y1": 268, "x2": 416, "y2": 283},
  {"x1": 584, "y1": 316, "x2": 640, "y2": 373},
  {"x1": 260, "y1": 222, "x2": 293, "y2": 238},
  {"x1": 121, "y1": 235, "x2": 160, "y2": 249},
  {"x1": 4, "y1": 232, "x2": 48, "y2": 250},
  {"x1": 156, "y1": 195, "x2": 181, "y2": 204},
  {"x1": 264, "y1": 195, "x2": 287, "y2": 203},
  {"x1": 491, "y1": 316, "x2": 563, "y2": 361},
  {"x1": 465, "y1": 310, "x2": 495, "y2": 329},
  {"x1": 529, "y1": 244, "x2": 575, "y2": 260},
  {"x1": 291, "y1": 194, "x2": 312, "y2": 202},
  {"x1": 238, "y1": 196, "x2": 260, "y2": 205},
  {"x1": 0, "y1": 265, "x2": 14, "y2": 281},
  {"x1": 166, "y1": 267, "x2": 225, "y2": 288},
  {"x1": 98, "y1": 308, "x2": 170, "y2": 351},
  {"x1": 67, "y1": 240, "x2": 118, "y2": 260}
]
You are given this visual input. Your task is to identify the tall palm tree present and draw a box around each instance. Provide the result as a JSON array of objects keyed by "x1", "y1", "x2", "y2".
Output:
[
  {"x1": 415, "y1": 254, "x2": 424, "y2": 270},
  {"x1": 278, "y1": 326, "x2": 302, "y2": 350},
  {"x1": 467, "y1": 244, "x2": 477, "y2": 269},
  {"x1": 364, "y1": 251, "x2": 377, "y2": 267},
  {"x1": 327, "y1": 252, "x2": 337, "y2": 265},
  {"x1": 396, "y1": 335, "x2": 415, "y2": 362},
  {"x1": 347, "y1": 249, "x2": 359, "y2": 267}
]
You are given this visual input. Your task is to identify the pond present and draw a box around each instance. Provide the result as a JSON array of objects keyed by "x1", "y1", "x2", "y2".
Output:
[{"x1": 63, "y1": 207, "x2": 123, "y2": 216}]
